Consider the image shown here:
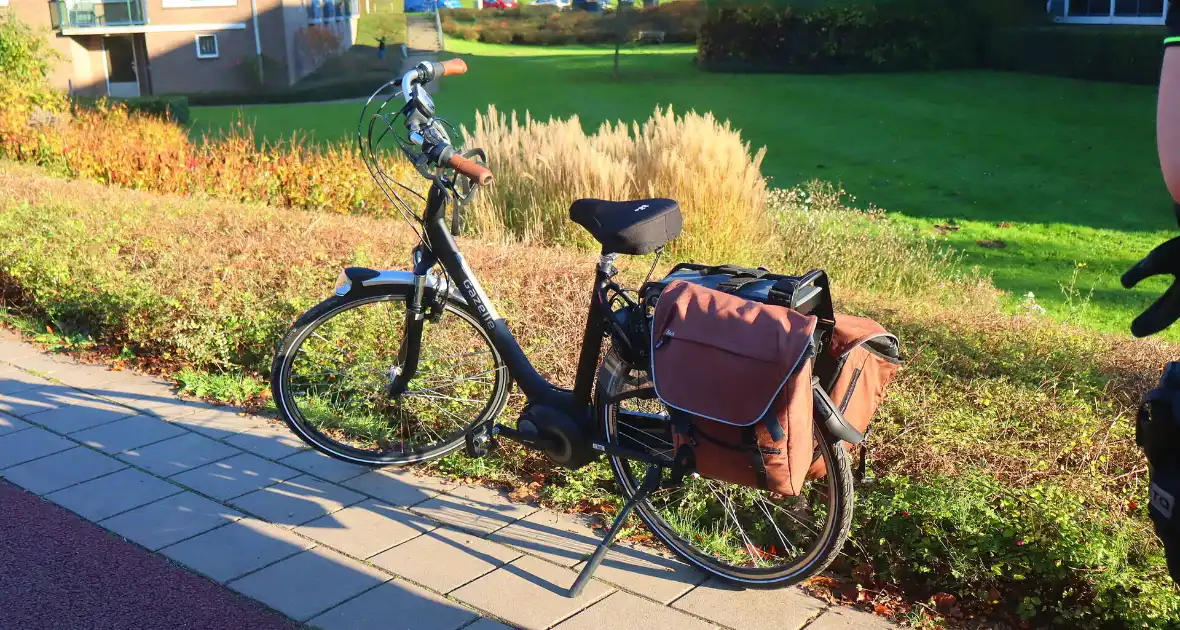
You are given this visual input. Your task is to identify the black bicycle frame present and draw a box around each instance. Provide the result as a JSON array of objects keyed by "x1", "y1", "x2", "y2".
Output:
[{"x1": 412, "y1": 182, "x2": 611, "y2": 418}]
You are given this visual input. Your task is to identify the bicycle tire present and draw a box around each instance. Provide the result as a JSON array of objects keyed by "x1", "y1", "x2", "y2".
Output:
[
  {"x1": 272, "y1": 285, "x2": 510, "y2": 466},
  {"x1": 597, "y1": 350, "x2": 854, "y2": 587}
]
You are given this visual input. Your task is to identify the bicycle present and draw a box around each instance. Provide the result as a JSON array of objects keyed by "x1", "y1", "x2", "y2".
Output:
[{"x1": 271, "y1": 58, "x2": 857, "y2": 597}]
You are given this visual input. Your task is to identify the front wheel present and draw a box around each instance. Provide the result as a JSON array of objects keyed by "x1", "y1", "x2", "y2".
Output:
[
  {"x1": 272, "y1": 285, "x2": 510, "y2": 465},
  {"x1": 597, "y1": 351, "x2": 854, "y2": 587}
]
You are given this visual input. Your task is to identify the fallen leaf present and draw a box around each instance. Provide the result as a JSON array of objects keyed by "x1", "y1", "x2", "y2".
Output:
[
  {"x1": 932, "y1": 592, "x2": 958, "y2": 615},
  {"x1": 852, "y1": 562, "x2": 876, "y2": 585}
]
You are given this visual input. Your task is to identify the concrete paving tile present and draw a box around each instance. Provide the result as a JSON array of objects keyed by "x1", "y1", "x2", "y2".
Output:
[
  {"x1": 279, "y1": 449, "x2": 370, "y2": 483},
  {"x1": 489, "y1": 509, "x2": 603, "y2": 567},
  {"x1": 672, "y1": 579, "x2": 826, "y2": 630},
  {"x1": 230, "y1": 474, "x2": 364, "y2": 527},
  {"x1": 450, "y1": 555, "x2": 613, "y2": 630},
  {"x1": 556, "y1": 591, "x2": 720, "y2": 630},
  {"x1": 45, "y1": 467, "x2": 182, "y2": 521},
  {"x1": 369, "y1": 526, "x2": 521, "y2": 593},
  {"x1": 91, "y1": 374, "x2": 176, "y2": 405},
  {"x1": 70, "y1": 414, "x2": 186, "y2": 453},
  {"x1": 0, "y1": 426, "x2": 75, "y2": 469},
  {"x1": 22, "y1": 392, "x2": 136, "y2": 434},
  {"x1": 224, "y1": 424, "x2": 310, "y2": 460},
  {"x1": 0, "y1": 446, "x2": 126, "y2": 495},
  {"x1": 0, "y1": 411, "x2": 29, "y2": 436},
  {"x1": 572, "y1": 542, "x2": 706, "y2": 604},
  {"x1": 118, "y1": 432, "x2": 242, "y2": 477},
  {"x1": 0, "y1": 364, "x2": 52, "y2": 395},
  {"x1": 343, "y1": 468, "x2": 456, "y2": 507},
  {"x1": 170, "y1": 453, "x2": 299, "y2": 500},
  {"x1": 464, "y1": 619, "x2": 517, "y2": 630},
  {"x1": 169, "y1": 407, "x2": 269, "y2": 440},
  {"x1": 295, "y1": 499, "x2": 436, "y2": 559},
  {"x1": 99, "y1": 491, "x2": 245, "y2": 550},
  {"x1": 125, "y1": 394, "x2": 214, "y2": 421},
  {"x1": 159, "y1": 517, "x2": 315, "y2": 583},
  {"x1": 309, "y1": 579, "x2": 479, "y2": 630},
  {"x1": 50, "y1": 362, "x2": 120, "y2": 389},
  {"x1": 0, "y1": 388, "x2": 63, "y2": 417},
  {"x1": 411, "y1": 484, "x2": 537, "y2": 536},
  {"x1": 0, "y1": 352, "x2": 74, "y2": 376},
  {"x1": 228, "y1": 546, "x2": 391, "y2": 622},
  {"x1": 806, "y1": 606, "x2": 897, "y2": 629}
]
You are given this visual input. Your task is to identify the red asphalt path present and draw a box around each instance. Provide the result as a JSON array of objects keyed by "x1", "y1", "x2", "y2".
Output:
[{"x1": 0, "y1": 480, "x2": 302, "y2": 630}]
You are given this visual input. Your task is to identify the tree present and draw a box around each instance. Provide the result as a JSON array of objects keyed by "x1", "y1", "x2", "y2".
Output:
[{"x1": 611, "y1": 2, "x2": 639, "y2": 81}]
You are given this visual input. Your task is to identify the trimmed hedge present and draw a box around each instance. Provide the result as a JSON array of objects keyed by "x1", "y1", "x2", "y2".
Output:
[
  {"x1": 697, "y1": 0, "x2": 1041, "y2": 73},
  {"x1": 182, "y1": 80, "x2": 382, "y2": 106},
  {"x1": 71, "y1": 95, "x2": 191, "y2": 125},
  {"x1": 441, "y1": 2, "x2": 706, "y2": 46},
  {"x1": 987, "y1": 25, "x2": 1164, "y2": 85}
]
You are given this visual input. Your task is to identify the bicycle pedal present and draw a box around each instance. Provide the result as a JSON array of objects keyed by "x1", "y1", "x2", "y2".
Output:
[{"x1": 464, "y1": 423, "x2": 494, "y2": 458}]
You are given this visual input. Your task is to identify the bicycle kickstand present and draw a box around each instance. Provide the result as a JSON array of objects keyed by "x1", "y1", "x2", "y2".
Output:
[{"x1": 567, "y1": 464, "x2": 662, "y2": 598}]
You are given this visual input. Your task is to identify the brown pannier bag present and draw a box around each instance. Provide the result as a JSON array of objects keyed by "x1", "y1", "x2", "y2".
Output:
[
  {"x1": 651, "y1": 280, "x2": 818, "y2": 496},
  {"x1": 807, "y1": 313, "x2": 901, "y2": 478}
]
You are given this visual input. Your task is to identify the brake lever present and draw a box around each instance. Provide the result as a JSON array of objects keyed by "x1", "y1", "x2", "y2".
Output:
[
  {"x1": 1123, "y1": 235, "x2": 1180, "y2": 337},
  {"x1": 449, "y1": 148, "x2": 488, "y2": 236}
]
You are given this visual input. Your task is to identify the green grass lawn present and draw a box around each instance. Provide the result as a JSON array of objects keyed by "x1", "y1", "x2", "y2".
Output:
[{"x1": 190, "y1": 40, "x2": 1174, "y2": 339}]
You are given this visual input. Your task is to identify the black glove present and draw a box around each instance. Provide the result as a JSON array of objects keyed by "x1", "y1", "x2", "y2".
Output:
[
  {"x1": 1138, "y1": 363, "x2": 1180, "y2": 584},
  {"x1": 1122, "y1": 233, "x2": 1180, "y2": 337}
]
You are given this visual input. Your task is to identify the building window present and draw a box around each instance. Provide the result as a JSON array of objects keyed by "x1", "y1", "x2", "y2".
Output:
[
  {"x1": 195, "y1": 34, "x2": 219, "y2": 59},
  {"x1": 1054, "y1": 0, "x2": 1169, "y2": 22}
]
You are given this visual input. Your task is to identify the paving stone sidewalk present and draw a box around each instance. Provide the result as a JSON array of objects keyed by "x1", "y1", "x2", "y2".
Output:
[{"x1": 0, "y1": 330, "x2": 896, "y2": 630}]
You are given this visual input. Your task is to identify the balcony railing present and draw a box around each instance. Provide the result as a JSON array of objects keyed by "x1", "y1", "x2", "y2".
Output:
[{"x1": 50, "y1": 0, "x2": 147, "y2": 29}]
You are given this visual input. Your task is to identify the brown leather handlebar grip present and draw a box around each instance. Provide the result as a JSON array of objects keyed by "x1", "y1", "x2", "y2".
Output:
[
  {"x1": 447, "y1": 153, "x2": 492, "y2": 186},
  {"x1": 439, "y1": 58, "x2": 468, "y2": 77}
]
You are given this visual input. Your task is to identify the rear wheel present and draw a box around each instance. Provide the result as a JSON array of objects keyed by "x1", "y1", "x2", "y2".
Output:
[
  {"x1": 272, "y1": 286, "x2": 509, "y2": 465},
  {"x1": 597, "y1": 351, "x2": 854, "y2": 586}
]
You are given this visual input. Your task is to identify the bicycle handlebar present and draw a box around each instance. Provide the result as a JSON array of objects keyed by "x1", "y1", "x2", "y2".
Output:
[
  {"x1": 447, "y1": 152, "x2": 493, "y2": 186},
  {"x1": 439, "y1": 58, "x2": 468, "y2": 77},
  {"x1": 400, "y1": 58, "x2": 492, "y2": 185}
]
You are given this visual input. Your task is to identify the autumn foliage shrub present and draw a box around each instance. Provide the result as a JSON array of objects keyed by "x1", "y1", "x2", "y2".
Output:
[{"x1": 0, "y1": 98, "x2": 417, "y2": 215}]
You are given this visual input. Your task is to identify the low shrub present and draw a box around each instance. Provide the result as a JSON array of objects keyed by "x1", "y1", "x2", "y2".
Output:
[
  {"x1": 0, "y1": 163, "x2": 1177, "y2": 626},
  {"x1": 987, "y1": 25, "x2": 1164, "y2": 85},
  {"x1": 182, "y1": 80, "x2": 385, "y2": 106},
  {"x1": 439, "y1": 1, "x2": 706, "y2": 46},
  {"x1": 71, "y1": 95, "x2": 191, "y2": 125},
  {"x1": 697, "y1": 0, "x2": 1043, "y2": 74}
]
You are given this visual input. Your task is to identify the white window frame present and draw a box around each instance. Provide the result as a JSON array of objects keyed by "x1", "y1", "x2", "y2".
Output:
[
  {"x1": 194, "y1": 33, "x2": 219, "y2": 59},
  {"x1": 162, "y1": 0, "x2": 237, "y2": 8},
  {"x1": 1055, "y1": 0, "x2": 1169, "y2": 25}
]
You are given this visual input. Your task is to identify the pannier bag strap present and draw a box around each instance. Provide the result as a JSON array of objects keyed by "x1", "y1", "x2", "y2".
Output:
[
  {"x1": 717, "y1": 276, "x2": 763, "y2": 294},
  {"x1": 705, "y1": 264, "x2": 768, "y2": 278},
  {"x1": 743, "y1": 427, "x2": 770, "y2": 490}
]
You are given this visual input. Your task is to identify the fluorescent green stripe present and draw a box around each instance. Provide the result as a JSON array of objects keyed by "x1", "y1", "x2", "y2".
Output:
[{"x1": 1166, "y1": 36, "x2": 1180, "y2": 45}]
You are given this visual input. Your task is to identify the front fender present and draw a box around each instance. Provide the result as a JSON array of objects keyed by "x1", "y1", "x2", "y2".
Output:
[{"x1": 333, "y1": 267, "x2": 467, "y2": 305}]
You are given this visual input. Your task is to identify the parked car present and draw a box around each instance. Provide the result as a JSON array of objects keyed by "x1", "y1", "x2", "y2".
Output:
[
  {"x1": 483, "y1": 0, "x2": 519, "y2": 8},
  {"x1": 532, "y1": 0, "x2": 570, "y2": 7},
  {"x1": 405, "y1": 0, "x2": 460, "y2": 12},
  {"x1": 571, "y1": 0, "x2": 604, "y2": 10}
]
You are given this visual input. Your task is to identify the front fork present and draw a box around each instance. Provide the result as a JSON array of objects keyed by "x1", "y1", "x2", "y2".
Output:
[{"x1": 386, "y1": 246, "x2": 445, "y2": 399}]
